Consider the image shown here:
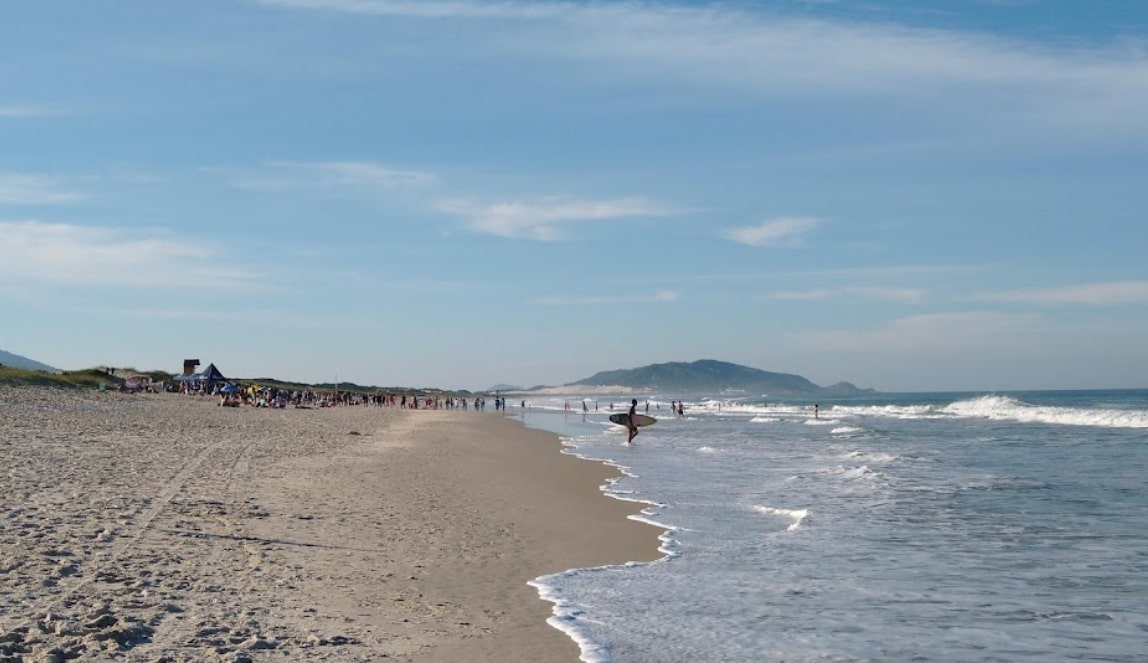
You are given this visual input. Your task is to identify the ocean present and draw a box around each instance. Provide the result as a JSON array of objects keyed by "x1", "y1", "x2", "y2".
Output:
[{"x1": 513, "y1": 389, "x2": 1148, "y2": 663}]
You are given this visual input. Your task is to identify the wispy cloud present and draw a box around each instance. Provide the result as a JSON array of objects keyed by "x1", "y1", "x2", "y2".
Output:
[
  {"x1": 723, "y1": 217, "x2": 819, "y2": 247},
  {"x1": 531, "y1": 289, "x2": 679, "y2": 306},
  {"x1": 798, "y1": 264, "x2": 991, "y2": 279},
  {"x1": 100, "y1": 306, "x2": 389, "y2": 331},
  {"x1": 109, "y1": 308, "x2": 239, "y2": 321},
  {"x1": 0, "y1": 220, "x2": 261, "y2": 289},
  {"x1": 0, "y1": 174, "x2": 81, "y2": 205},
  {"x1": 0, "y1": 106, "x2": 61, "y2": 118},
  {"x1": 769, "y1": 286, "x2": 926, "y2": 304},
  {"x1": 248, "y1": 0, "x2": 1148, "y2": 138},
  {"x1": 971, "y1": 281, "x2": 1148, "y2": 305},
  {"x1": 802, "y1": 311, "x2": 1039, "y2": 352},
  {"x1": 213, "y1": 160, "x2": 435, "y2": 192},
  {"x1": 440, "y1": 197, "x2": 676, "y2": 240},
  {"x1": 251, "y1": 0, "x2": 564, "y2": 19}
]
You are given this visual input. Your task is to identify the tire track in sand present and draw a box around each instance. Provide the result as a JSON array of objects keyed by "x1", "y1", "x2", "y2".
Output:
[{"x1": 132, "y1": 434, "x2": 261, "y2": 658}]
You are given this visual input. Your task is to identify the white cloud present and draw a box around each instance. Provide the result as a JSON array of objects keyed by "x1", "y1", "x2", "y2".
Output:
[
  {"x1": 531, "y1": 289, "x2": 678, "y2": 306},
  {"x1": 0, "y1": 220, "x2": 261, "y2": 289},
  {"x1": 0, "y1": 174, "x2": 80, "y2": 205},
  {"x1": 971, "y1": 281, "x2": 1148, "y2": 306},
  {"x1": 801, "y1": 311, "x2": 1040, "y2": 352},
  {"x1": 723, "y1": 217, "x2": 819, "y2": 247},
  {"x1": 215, "y1": 160, "x2": 435, "y2": 192},
  {"x1": 770, "y1": 286, "x2": 926, "y2": 304},
  {"x1": 440, "y1": 197, "x2": 676, "y2": 240}
]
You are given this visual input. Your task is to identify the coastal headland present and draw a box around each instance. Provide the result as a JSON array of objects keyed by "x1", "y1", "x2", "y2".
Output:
[{"x1": 0, "y1": 387, "x2": 662, "y2": 662}]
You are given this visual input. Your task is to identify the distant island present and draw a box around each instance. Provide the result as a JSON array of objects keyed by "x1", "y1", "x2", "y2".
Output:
[
  {"x1": 558, "y1": 359, "x2": 872, "y2": 396},
  {"x1": 487, "y1": 383, "x2": 525, "y2": 393}
]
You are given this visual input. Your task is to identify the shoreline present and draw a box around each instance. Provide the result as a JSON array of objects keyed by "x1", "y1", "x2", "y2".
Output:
[
  {"x1": 0, "y1": 388, "x2": 662, "y2": 662},
  {"x1": 386, "y1": 410, "x2": 665, "y2": 661}
]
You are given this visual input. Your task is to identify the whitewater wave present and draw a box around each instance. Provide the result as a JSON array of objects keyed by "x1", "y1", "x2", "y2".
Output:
[
  {"x1": 831, "y1": 403, "x2": 947, "y2": 420},
  {"x1": 832, "y1": 395, "x2": 1148, "y2": 429},
  {"x1": 944, "y1": 395, "x2": 1148, "y2": 429}
]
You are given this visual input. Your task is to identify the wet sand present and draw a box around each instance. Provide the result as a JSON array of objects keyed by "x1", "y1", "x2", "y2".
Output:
[{"x1": 0, "y1": 388, "x2": 661, "y2": 662}]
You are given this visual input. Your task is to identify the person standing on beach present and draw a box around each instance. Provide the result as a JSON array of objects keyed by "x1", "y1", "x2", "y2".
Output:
[{"x1": 627, "y1": 398, "x2": 640, "y2": 444}]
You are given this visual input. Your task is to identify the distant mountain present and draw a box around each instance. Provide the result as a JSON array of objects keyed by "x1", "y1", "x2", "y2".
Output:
[
  {"x1": 567, "y1": 359, "x2": 871, "y2": 396},
  {"x1": 0, "y1": 349, "x2": 57, "y2": 373},
  {"x1": 488, "y1": 383, "x2": 524, "y2": 393}
]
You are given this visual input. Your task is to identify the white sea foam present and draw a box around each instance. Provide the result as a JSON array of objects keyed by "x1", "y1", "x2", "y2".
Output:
[
  {"x1": 753, "y1": 505, "x2": 810, "y2": 531},
  {"x1": 831, "y1": 426, "x2": 866, "y2": 436},
  {"x1": 530, "y1": 573, "x2": 612, "y2": 663},
  {"x1": 531, "y1": 560, "x2": 658, "y2": 663},
  {"x1": 697, "y1": 446, "x2": 720, "y2": 454},
  {"x1": 842, "y1": 450, "x2": 897, "y2": 463},
  {"x1": 832, "y1": 403, "x2": 947, "y2": 419},
  {"x1": 824, "y1": 465, "x2": 882, "y2": 481},
  {"x1": 711, "y1": 402, "x2": 811, "y2": 418},
  {"x1": 749, "y1": 416, "x2": 779, "y2": 423}
]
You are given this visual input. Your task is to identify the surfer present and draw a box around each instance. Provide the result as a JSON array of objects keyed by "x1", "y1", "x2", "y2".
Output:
[{"x1": 627, "y1": 398, "x2": 640, "y2": 444}]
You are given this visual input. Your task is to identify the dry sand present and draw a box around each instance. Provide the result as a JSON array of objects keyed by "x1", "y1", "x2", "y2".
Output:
[{"x1": 0, "y1": 388, "x2": 662, "y2": 662}]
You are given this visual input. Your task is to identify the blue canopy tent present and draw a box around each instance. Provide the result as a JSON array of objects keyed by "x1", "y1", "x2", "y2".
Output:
[{"x1": 176, "y1": 363, "x2": 228, "y2": 392}]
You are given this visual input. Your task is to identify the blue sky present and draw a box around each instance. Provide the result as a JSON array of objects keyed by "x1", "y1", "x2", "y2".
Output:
[{"x1": 3, "y1": 0, "x2": 1147, "y2": 392}]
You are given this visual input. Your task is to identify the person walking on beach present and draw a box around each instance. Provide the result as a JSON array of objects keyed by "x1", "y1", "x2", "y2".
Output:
[{"x1": 627, "y1": 398, "x2": 640, "y2": 444}]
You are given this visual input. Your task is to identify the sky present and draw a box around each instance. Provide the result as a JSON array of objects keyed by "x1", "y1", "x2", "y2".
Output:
[{"x1": 2, "y1": 0, "x2": 1147, "y2": 393}]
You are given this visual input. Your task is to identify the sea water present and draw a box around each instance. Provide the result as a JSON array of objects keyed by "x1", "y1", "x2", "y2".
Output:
[{"x1": 513, "y1": 390, "x2": 1148, "y2": 663}]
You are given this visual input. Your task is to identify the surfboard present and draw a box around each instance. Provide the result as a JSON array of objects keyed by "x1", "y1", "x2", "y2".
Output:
[{"x1": 609, "y1": 413, "x2": 657, "y2": 427}]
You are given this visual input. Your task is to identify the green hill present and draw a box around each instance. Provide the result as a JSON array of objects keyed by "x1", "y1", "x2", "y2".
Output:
[
  {"x1": 0, "y1": 349, "x2": 57, "y2": 372},
  {"x1": 567, "y1": 359, "x2": 870, "y2": 395}
]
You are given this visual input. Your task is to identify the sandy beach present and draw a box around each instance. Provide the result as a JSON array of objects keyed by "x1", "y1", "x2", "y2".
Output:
[{"x1": 0, "y1": 388, "x2": 662, "y2": 662}]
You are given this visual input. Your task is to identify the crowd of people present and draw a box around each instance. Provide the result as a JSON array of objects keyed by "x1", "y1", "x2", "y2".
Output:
[{"x1": 200, "y1": 383, "x2": 515, "y2": 412}]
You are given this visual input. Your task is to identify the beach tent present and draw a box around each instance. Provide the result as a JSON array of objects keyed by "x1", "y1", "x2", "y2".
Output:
[
  {"x1": 198, "y1": 363, "x2": 227, "y2": 392},
  {"x1": 175, "y1": 363, "x2": 228, "y2": 392}
]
